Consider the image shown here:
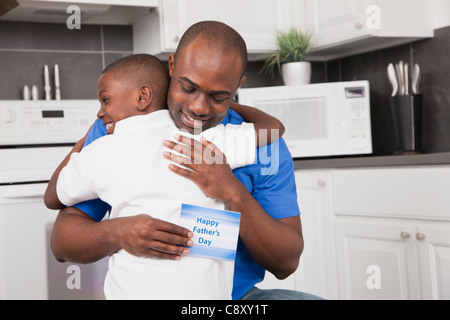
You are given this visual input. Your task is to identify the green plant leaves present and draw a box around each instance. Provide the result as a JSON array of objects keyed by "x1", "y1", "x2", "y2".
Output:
[{"x1": 260, "y1": 28, "x2": 312, "y2": 78}]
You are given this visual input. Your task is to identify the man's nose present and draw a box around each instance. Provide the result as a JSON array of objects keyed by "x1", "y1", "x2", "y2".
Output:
[{"x1": 188, "y1": 95, "x2": 209, "y2": 116}]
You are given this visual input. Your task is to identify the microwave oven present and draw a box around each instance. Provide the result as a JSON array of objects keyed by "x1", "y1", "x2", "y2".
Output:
[{"x1": 238, "y1": 81, "x2": 372, "y2": 158}]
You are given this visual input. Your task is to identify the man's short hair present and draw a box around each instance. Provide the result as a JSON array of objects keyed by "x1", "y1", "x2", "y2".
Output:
[
  {"x1": 175, "y1": 21, "x2": 248, "y2": 75},
  {"x1": 102, "y1": 54, "x2": 170, "y2": 106}
]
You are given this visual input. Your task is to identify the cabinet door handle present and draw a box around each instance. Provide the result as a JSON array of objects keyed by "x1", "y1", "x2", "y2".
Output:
[
  {"x1": 355, "y1": 22, "x2": 363, "y2": 29},
  {"x1": 415, "y1": 233, "x2": 426, "y2": 241},
  {"x1": 318, "y1": 179, "x2": 326, "y2": 187},
  {"x1": 400, "y1": 232, "x2": 410, "y2": 240}
]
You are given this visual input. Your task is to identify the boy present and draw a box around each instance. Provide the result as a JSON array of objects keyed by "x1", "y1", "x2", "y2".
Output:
[{"x1": 46, "y1": 54, "x2": 283, "y2": 299}]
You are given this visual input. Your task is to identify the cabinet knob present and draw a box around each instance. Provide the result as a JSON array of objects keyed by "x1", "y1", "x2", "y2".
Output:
[
  {"x1": 415, "y1": 233, "x2": 426, "y2": 241},
  {"x1": 173, "y1": 36, "x2": 180, "y2": 43},
  {"x1": 318, "y1": 179, "x2": 326, "y2": 187},
  {"x1": 355, "y1": 22, "x2": 363, "y2": 29},
  {"x1": 400, "y1": 232, "x2": 410, "y2": 240}
]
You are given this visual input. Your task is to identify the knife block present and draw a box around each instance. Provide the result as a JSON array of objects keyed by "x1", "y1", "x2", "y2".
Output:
[{"x1": 389, "y1": 94, "x2": 423, "y2": 154}]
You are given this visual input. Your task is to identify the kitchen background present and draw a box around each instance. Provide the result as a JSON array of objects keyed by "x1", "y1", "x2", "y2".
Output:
[
  {"x1": 1, "y1": 20, "x2": 449, "y2": 156},
  {"x1": 1, "y1": 0, "x2": 450, "y2": 301}
]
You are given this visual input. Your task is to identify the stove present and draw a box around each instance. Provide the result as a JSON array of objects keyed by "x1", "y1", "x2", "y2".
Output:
[{"x1": 0, "y1": 99, "x2": 108, "y2": 300}]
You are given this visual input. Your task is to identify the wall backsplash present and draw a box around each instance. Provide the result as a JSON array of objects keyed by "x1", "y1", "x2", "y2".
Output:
[
  {"x1": 1, "y1": 21, "x2": 449, "y2": 156},
  {"x1": 327, "y1": 26, "x2": 450, "y2": 156},
  {"x1": 0, "y1": 21, "x2": 133, "y2": 100}
]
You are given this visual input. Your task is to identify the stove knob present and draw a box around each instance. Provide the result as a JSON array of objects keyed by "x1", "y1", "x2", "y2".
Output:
[{"x1": 1, "y1": 108, "x2": 15, "y2": 123}]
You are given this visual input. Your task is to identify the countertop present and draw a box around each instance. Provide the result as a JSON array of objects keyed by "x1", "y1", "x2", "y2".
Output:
[{"x1": 293, "y1": 152, "x2": 450, "y2": 170}]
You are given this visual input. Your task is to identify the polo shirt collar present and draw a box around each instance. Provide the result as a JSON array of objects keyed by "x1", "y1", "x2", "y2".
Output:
[{"x1": 113, "y1": 110, "x2": 174, "y2": 134}]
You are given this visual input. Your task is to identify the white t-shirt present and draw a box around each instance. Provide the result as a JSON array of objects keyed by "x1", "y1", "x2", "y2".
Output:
[{"x1": 57, "y1": 110, "x2": 256, "y2": 300}]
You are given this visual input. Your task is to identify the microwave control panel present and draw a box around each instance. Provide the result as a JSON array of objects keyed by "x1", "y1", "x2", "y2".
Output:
[
  {"x1": 345, "y1": 86, "x2": 371, "y2": 149},
  {"x1": 350, "y1": 100, "x2": 369, "y2": 138}
]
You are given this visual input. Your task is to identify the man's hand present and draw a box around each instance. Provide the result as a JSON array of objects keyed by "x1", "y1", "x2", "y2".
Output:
[
  {"x1": 116, "y1": 214, "x2": 194, "y2": 260},
  {"x1": 162, "y1": 135, "x2": 247, "y2": 203},
  {"x1": 51, "y1": 207, "x2": 194, "y2": 263},
  {"x1": 162, "y1": 134, "x2": 303, "y2": 280}
]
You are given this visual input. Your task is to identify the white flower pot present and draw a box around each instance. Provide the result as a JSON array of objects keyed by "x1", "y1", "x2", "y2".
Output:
[{"x1": 282, "y1": 61, "x2": 311, "y2": 86}]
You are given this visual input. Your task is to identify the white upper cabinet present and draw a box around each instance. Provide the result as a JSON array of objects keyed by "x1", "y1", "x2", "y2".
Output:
[
  {"x1": 305, "y1": 0, "x2": 434, "y2": 60},
  {"x1": 133, "y1": 0, "x2": 305, "y2": 60},
  {"x1": 0, "y1": 0, "x2": 158, "y2": 25},
  {"x1": 134, "y1": 0, "x2": 435, "y2": 61},
  {"x1": 1, "y1": 0, "x2": 437, "y2": 59},
  {"x1": 307, "y1": 0, "x2": 371, "y2": 48}
]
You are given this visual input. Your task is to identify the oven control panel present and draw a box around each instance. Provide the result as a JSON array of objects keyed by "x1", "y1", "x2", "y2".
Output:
[{"x1": 0, "y1": 100, "x2": 99, "y2": 145}]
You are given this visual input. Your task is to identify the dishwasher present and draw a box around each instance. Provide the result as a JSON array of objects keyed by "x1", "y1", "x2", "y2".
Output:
[{"x1": 0, "y1": 100, "x2": 108, "y2": 300}]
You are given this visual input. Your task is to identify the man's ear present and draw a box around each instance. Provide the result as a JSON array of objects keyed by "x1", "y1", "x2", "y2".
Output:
[
  {"x1": 137, "y1": 85, "x2": 153, "y2": 112},
  {"x1": 168, "y1": 54, "x2": 175, "y2": 77}
]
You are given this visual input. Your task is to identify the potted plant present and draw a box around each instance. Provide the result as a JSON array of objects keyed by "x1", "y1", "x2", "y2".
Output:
[{"x1": 260, "y1": 28, "x2": 313, "y2": 86}]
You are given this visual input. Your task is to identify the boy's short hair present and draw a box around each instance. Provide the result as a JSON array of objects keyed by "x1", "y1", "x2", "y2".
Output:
[
  {"x1": 102, "y1": 54, "x2": 170, "y2": 106},
  {"x1": 175, "y1": 21, "x2": 248, "y2": 75}
]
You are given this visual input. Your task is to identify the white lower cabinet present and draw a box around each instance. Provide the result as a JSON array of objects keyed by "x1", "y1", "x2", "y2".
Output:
[
  {"x1": 416, "y1": 223, "x2": 450, "y2": 300},
  {"x1": 259, "y1": 165, "x2": 450, "y2": 300},
  {"x1": 333, "y1": 165, "x2": 450, "y2": 300},
  {"x1": 335, "y1": 217, "x2": 420, "y2": 299},
  {"x1": 335, "y1": 218, "x2": 450, "y2": 300},
  {"x1": 258, "y1": 169, "x2": 338, "y2": 300},
  {"x1": 292, "y1": 170, "x2": 337, "y2": 299}
]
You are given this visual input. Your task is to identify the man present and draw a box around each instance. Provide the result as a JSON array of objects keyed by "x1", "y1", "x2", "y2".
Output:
[{"x1": 49, "y1": 21, "x2": 321, "y2": 300}]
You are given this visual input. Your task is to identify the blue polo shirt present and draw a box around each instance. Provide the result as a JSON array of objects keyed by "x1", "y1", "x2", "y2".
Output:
[{"x1": 73, "y1": 109, "x2": 300, "y2": 300}]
